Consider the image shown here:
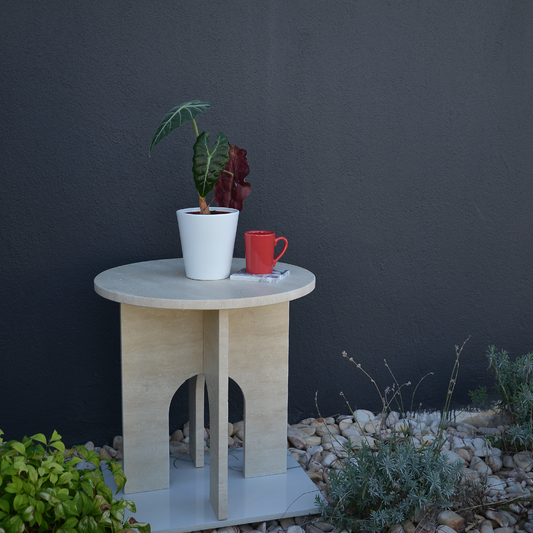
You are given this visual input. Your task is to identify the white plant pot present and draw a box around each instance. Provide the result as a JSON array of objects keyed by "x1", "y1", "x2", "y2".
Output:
[{"x1": 176, "y1": 207, "x2": 239, "y2": 280}]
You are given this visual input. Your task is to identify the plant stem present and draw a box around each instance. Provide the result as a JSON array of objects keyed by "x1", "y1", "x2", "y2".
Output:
[{"x1": 192, "y1": 118, "x2": 199, "y2": 138}]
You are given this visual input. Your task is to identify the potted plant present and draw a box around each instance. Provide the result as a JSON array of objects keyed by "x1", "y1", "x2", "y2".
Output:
[{"x1": 149, "y1": 100, "x2": 251, "y2": 280}]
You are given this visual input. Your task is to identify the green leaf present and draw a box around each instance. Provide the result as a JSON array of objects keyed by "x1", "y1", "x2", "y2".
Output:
[
  {"x1": 13, "y1": 493, "x2": 25, "y2": 511},
  {"x1": 50, "y1": 440, "x2": 66, "y2": 453},
  {"x1": 50, "y1": 430, "x2": 62, "y2": 442},
  {"x1": 192, "y1": 131, "x2": 230, "y2": 199},
  {"x1": 0, "y1": 499, "x2": 9, "y2": 513},
  {"x1": 21, "y1": 505, "x2": 34, "y2": 522},
  {"x1": 30, "y1": 433, "x2": 48, "y2": 445},
  {"x1": 4, "y1": 515, "x2": 24, "y2": 533},
  {"x1": 79, "y1": 515, "x2": 98, "y2": 533},
  {"x1": 149, "y1": 100, "x2": 212, "y2": 155},
  {"x1": 124, "y1": 499, "x2": 136, "y2": 513},
  {"x1": 81, "y1": 492, "x2": 94, "y2": 516},
  {"x1": 55, "y1": 502, "x2": 67, "y2": 519},
  {"x1": 129, "y1": 521, "x2": 152, "y2": 533},
  {"x1": 11, "y1": 442, "x2": 25, "y2": 455},
  {"x1": 63, "y1": 517, "x2": 79, "y2": 529}
]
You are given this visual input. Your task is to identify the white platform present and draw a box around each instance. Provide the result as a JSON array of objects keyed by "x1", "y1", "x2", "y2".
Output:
[{"x1": 105, "y1": 450, "x2": 321, "y2": 533}]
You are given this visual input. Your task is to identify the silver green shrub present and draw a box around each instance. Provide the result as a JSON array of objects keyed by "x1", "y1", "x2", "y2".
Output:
[
  {"x1": 318, "y1": 439, "x2": 464, "y2": 533},
  {"x1": 487, "y1": 345, "x2": 533, "y2": 449}
]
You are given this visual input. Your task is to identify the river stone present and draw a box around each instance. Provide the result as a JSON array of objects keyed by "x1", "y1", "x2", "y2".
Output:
[
  {"x1": 84, "y1": 441, "x2": 95, "y2": 451},
  {"x1": 470, "y1": 456, "x2": 492, "y2": 474},
  {"x1": 103, "y1": 445, "x2": 118, "y2": 457},
  {"x1": 364, "y1": 419, "x2": 382, "y2": 434},
  {"x1": 321, "y1": 452, "x2": 337, "y2": 467},
  {"x1": 437, "y1": 526, "x2": 457, "y2": 533},
  {"x1": 456, "y1": 423, "x2": 477, "y2": 436},
  {"x1": 112, "y1": 436, "x2": 123, "y2": 451},
  {"x1": 485, "y1": 454, "x2": 503, "y2": 472},
  {"x1": 315, "y1": 424, "x2": 340, "y2": 437},
  {"x1": 342, "y1": 426, "x2": 362, "y2": 439},
  {"x1": 287, "y1": 435, "x2": 306, "y2": 449},
  {"x1": 304, "y1": 436, "x2": 322, "y2": 447},
  {"x1": 307, "y1": 445, "x2": 323, "y2": 455},
  {"x1": 389, "y1": 525, "x2": 404, "y2": 533},
  {"x1": 170, "y1": 442, "x2": 188, "y2": 455},
  {"x1": 395, "y1": 420, "x2": 410, "y2": 433},
  {"x1": 171, "y1": 429, "x2": 184, "y2": 442},
  {"x1": 99, "y1": 448, "x2": 112, "y2": 460},
  {"x1": 312, "y1": 523, "x2": 334, "y2": 533},
  {"x1": 498, "y1": 511, "x2": 517, "y2": 526},
  {"x1": 233, "y1": 420, "x2": 245, "y2": 434},
  {"x1": 386, "y1": 411, "x2": 400, "y2": 427},
  {"x1": 441, "y1": 450, "x2": 466, "y2": 465},
  {"x1": 505, "y1": 482, "x2": 529, "y2": 494},
  {"x1": 286, "y1": 526, "x2": 304, "y2": 533},
  {"x1": 480, "y1": 520, "x2": 494, "y2": 533},
  {"x1": 503, "y1": 455, "x2": 515, "y2": 468},
  {"x1": 348, "y1": 435, "x2": 376, "y2": 448},
  {"x1": 438, "y1": 510, "x2": 465, "y2": 530},
  {"x1": 296, "y1": 425, "x2": 317, "y2": 436},
  {"x1": 478, "y1": 427, "x2": 501, "y2": 436},
  {"x1": 514, "y1": 451, "x2": 533, "y2": 471},
  {"x1": 338, "y1": 419, "x2": 354, "y2": 431},
  {"x1": 321, "y1": 434, "x2": 348, "y2": 445},
  {"x1": 454, "y1": 448, "x2": 472, "y2": 462},
  {"x1": 403, "y1": 521, "x2": 416, "y2": 533},
  {"x1": 493, "y1": 528, "x2": 515, "y2": 533},
  {"x1": 486, "y1": 475, "x2": 506, "y2": 491},
  {"x1": 279, "y1": 518, "x2": 295, "y2": 529},
  {"x1": 353, "y1": 409, "x2": 374, "y2": 424},
  {"x1": 307, "y1": 526, "x2": 328, "y2": 533}
]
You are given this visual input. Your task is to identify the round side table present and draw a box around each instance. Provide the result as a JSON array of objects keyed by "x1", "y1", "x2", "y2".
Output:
[{"x1": 94, "y1": 258, "x2": 315, "y2": 520}]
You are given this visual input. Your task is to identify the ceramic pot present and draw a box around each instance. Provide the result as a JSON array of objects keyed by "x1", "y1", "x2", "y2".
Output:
[{"x1": 176, "y1": 207, "x2": 239, "y2": 280}]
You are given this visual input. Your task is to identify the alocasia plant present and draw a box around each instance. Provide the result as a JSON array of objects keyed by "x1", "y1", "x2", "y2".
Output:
[{"x1": 149, "y1": 101, "x2": 251, "y2": 214}]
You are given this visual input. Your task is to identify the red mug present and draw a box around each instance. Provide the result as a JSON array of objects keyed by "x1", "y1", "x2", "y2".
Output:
[{"x1": 245, "y1": 231, "x2": 289, "y2": 275}]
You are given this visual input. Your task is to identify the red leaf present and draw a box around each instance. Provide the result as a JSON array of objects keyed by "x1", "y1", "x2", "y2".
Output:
[{"x1": 214, "y1": 143, "x2": 251, "y2": 211}]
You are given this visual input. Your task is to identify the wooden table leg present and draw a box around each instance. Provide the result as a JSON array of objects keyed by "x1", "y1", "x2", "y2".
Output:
[
  {"x1": 120, "y1": 304, "x2": 203, "y2": 494},
  {"x1": 203, "y1": 310, "x2": 229, "y2": 520},
  {"x1": 228, "y1": 302, "x2": 290, "y2": 478},
  {"x1": 189, "y1": 373, "x2": 206, "y2": 468}
]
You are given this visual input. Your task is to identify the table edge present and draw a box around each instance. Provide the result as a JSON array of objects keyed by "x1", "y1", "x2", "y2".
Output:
[{"x1": 94, "y1": 259, "x2": 316, "y2": 310}]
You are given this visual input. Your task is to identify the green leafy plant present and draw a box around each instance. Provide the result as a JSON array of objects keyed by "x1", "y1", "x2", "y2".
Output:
[
  {"x1": 149, "y1": 100, "x2": 251, "y2": 214},
  {"x1": 468, "y1": 385, "x2": 489, "y2": 410},
  {"x1": 486, "y1": 345, "x2": 533, "y2": 450},
  {"x1": 0, "y1": 430, "x2": 150, "y2": 533}
]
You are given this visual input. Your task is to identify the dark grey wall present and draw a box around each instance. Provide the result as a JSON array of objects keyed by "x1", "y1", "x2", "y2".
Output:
[{"x1": 2, "y1": 2, "x2": 532, "y2": 446}]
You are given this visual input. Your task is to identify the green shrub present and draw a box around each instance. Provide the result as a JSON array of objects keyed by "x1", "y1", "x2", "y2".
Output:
[
  {"x1": 0, "y1": 430, "x2": 150, "y2": 533},
  {"x1": 486, "y1": 345, "x2": 533, "y2": 449},
  {"x1": 318, "y1": 341, "x2": 468, "y2": 532},
  {"x1": 468, "y1": 386, "x2": 489, "y2": 410},
  {"x1": 318, "y1": 439, "x2": 464, "y2": 533}
]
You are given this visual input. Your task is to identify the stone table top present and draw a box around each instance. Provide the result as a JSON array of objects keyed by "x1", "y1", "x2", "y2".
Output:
[{"x1": 94, "y1": 258, "x2": 315, "y2": 310}]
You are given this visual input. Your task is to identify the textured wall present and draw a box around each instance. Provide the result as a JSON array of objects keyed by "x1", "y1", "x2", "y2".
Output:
[{"x1": 2, "y1": 2, "x2": 532, "y2": 446}]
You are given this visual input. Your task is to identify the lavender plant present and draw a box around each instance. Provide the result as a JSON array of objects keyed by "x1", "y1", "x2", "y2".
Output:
[
  {"x1": 486, "y1": 345, "x2": 533, "y2": 450},
  {"x1": 317, "y1": 342, "x2": 468, "y2": 533}
]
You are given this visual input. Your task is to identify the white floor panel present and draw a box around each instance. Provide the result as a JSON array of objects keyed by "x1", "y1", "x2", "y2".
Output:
[{"x1": 105, "y1": 450, "x2": 321, "y2": 533}]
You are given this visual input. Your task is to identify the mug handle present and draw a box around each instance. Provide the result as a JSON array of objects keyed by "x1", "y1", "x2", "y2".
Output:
[{"x1": 273, "y1": 236, "x2": 288, "y2": 266}]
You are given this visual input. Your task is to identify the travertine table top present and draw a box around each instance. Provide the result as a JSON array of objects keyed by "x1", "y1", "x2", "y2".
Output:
[{"x1": 94, "y1": 258, "x2": 315, "y2": 310}]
